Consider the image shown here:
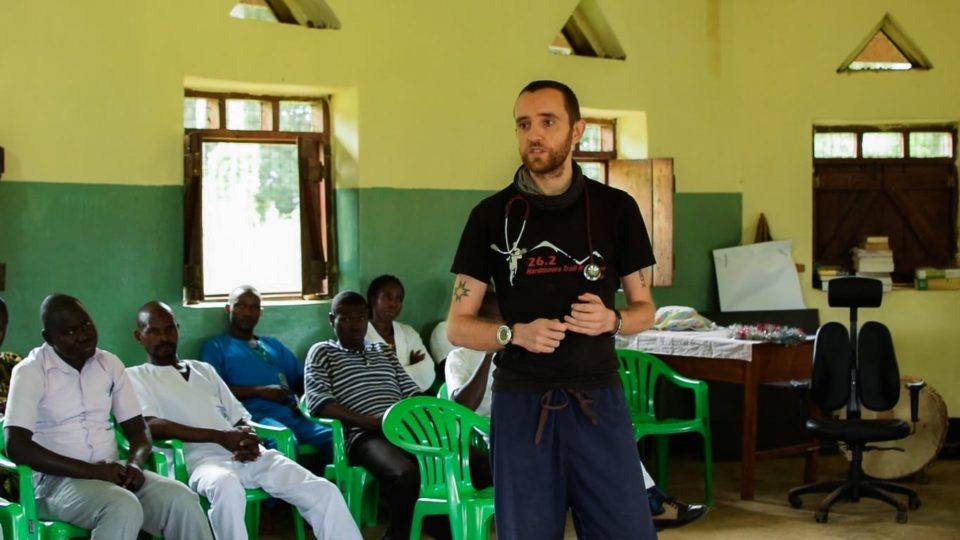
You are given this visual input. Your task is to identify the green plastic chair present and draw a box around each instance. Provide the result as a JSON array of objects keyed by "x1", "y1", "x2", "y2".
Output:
[
  {"x1": 426, "y1": 371, "x2": 446, "y2": 398},
  {"x1": 0, "y1": 418, "x2": 168, "y2": 540},
  {"x1": 436, "y1": 383, "x2": 449, "y2": 399},
  {"x1": 161, "y1": 421, "x2": 307, "y2": 540},
  {"x1": 297, "y1": 397, "x2": 378, "y2": 527},
  {"x1": 616, "y1": 349, "x2": 713, "y2": 506},
  {"x1": 382, "y1": 396, "x2": 495, "y2": 540}
]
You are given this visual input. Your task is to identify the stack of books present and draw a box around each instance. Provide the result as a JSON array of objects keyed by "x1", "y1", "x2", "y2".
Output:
[
  {"x1": 817, "y1": 266, "x2": 849, "y2": 291},
  {"x1": 915, "y1": 268, "x2": 960, "y2": 290},
  {"x1": 852, "y1": 236, "x2": 894, "y2": 292}
]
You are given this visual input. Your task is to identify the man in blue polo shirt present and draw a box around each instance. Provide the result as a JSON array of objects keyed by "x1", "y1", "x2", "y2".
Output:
[{"x1": 200, "y1": 285, "x2": 331, "y2": 462}]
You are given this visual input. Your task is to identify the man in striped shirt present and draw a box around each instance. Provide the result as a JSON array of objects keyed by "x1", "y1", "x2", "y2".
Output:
[{"x1": 304, "y1": 291, "x2": 451, "y2": 540}]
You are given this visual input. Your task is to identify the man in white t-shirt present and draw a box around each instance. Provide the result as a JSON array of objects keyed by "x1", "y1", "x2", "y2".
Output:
[
  {"x1": 444, "y1": 293, "x2": 707, "y2": 530},
  {"x1": 126, "y1": 301, "x2": 360, "y2": 540}
]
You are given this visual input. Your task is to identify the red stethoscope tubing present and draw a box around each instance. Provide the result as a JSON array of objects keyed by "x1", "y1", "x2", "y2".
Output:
[{"x1": 504, "y1": 187, "x2": 597, "y2": 274}]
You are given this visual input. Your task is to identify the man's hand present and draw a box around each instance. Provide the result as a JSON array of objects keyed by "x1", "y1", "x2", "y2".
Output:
[
  {"x1": 512, "y1": 319, "x2": 567, "y2": 354},
  {"x1": 218, "y1": 428, "x2": 261, "y2": 462},
  {"x1": 232, "y1": 441, "x2": 261, "y2": 463},
  {"x1": 408, "y1": 350, "x2": 426, "y2": 365},
  {"x1": 120, "y1": 463, "x2": 146, "y2": 491},
  {"x1": 218, "y1": 428, "x2": 261, "y2": 452},
  {"x1": 91, "y1": 462, "x2": 130, "y2": 486},
  {"x1": 259, "y1": 386, "x2": 291, "y2": 403},
  {"x1": 564, "y1": 293, "x2": 616, "y2": 336},
  {"x1": 361, "y1": 414, "x2": 383, "y2": 435}
]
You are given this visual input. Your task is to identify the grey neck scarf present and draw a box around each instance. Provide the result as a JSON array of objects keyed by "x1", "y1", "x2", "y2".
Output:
[{"x1": 513, "y1": 163, "x2": 585, "y2": 211}]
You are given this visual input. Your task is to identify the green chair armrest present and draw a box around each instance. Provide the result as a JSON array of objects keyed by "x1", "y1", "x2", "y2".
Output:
[
  {"x1": 661, "y1": 372, "x2": 711, "y2": 420},
  {"x1": 0, "y1": 455, "x2": 22, "y2": 475},
  {"x1": 114, "y1": 429, "x2": 170, "y2": 476},
  {"x1": 298, "y1": 396, "x2": 349, "y2": 466},
  {"x1": 0, "y1": 457, "x2": 39, "y2": 524},
  {"x1": 249, "y1": 421, "x2": 296, "y2": 459},
  {"x1": 155, "y1": 438, "x2": 189, "y2": 483},
  {"x1": 312, "y1": 417, "x2": 349, "y2": 463},
  {"x1": 473, "y1": 415, "x2": 491, "y2": 436}
]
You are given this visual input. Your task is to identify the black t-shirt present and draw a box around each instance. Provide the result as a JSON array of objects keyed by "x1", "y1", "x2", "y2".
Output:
[{"x1": 450, "y1": 169, "x2": 655, "y2": 392}]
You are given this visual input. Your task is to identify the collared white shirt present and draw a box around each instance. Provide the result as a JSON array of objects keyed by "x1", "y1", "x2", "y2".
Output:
[
  {"x1": 365, "y1": 321, "x2": 436, "y2": 391},
  {"x1": 5, "y1": 343, "x2": 142, "y2": 464},
  {"x1": 444, "y1": 348, "x2": 494, "y2": 418},
  {"x1": 126, "y1": 360, "x2": 251, "y2": 469}
]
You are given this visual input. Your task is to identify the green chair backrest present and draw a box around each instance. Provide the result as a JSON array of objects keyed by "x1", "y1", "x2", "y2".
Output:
[
  {"x1": 436, "y1": 383, "x2": 449, "y2": 399},
  {"x1": 616, "y1": 349, "x2": 682, "y2": 421},
  {"x1": 382, "y1": 396, "x2": 489, "y2": 501}
]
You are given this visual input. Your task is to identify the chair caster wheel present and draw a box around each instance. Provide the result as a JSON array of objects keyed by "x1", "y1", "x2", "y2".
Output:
[
  {"x1": 896, "y1": 511, "x2": 908, "y2": 524},
  {"x1": 815, "y1": 511, "x2": 828, "y2": 523},
  {"x1": 909, "y1": 496, "x2": 920, "y2": 510},
  {"x1": 788, "y1": 495, "x2": 802, "y2": 509}
]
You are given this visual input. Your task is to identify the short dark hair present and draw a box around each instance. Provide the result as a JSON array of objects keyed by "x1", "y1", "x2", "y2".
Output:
[
  {"x1": 367, "y1": 275, "x2": 404, "y2": 306},
  {"x1": 330, "y1": 291, "x2": 366, "y2": 314},
  {"x1": 518, "y1": 80, "x2": 581, "y2": 125}
]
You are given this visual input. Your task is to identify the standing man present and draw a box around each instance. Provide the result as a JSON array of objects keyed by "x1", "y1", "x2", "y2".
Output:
[
  {"x1": 201, "y1": 285, "x2": 332, "y2": 461},
  {"x1": 446, "y1": 80, "x2": 659, "y2": 538}
]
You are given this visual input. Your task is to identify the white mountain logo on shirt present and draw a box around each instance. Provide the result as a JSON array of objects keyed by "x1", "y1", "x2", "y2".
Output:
[{"x1": 490, "y1": 239, "x2": 605, "y2": 284}]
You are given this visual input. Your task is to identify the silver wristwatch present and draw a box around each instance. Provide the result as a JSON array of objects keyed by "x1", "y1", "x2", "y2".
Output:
[{"x1": 496, "y1": 324, "x2": 513, "y2": 346}]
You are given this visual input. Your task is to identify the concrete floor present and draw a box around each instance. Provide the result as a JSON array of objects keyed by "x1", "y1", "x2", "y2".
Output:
[{"x1": 262, "y1": 454, "x2": 960, "y2": 539}]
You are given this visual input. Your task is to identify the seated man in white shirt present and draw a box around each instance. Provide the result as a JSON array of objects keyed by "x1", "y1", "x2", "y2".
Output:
[
  {"x1": 4, "y1": 294, "x2": 212, "y2": 540},
  {"x1": 126, "y1": 301, "x2": 360, "y2": 540},
  {"x1": 445, "y1": 293, "x2": 708, "y2": 530}
]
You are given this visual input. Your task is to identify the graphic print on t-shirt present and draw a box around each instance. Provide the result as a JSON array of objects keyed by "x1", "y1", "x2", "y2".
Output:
[{"x1": 490, "y1": 237, "x2": 607, "y2": 284}]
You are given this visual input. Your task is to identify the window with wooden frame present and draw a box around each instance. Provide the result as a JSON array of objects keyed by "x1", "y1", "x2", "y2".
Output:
[
  {"x1": 183, "y1": 90, "x2": 336, "y2": 304},
  {"x1": 813, "y1": 124, "x2": 958, "y2": 285},
  {"x1": 575, "y1": 119, "x2": 675, "y2": 286}
]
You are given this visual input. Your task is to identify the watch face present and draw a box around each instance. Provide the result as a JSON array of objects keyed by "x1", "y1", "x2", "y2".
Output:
[{"x1": 497, "y1": 325, "x2": 511, "y2": 345}]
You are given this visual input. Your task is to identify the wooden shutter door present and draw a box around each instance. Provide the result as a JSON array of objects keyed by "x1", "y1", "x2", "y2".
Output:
[
  {"x1": 183, "y1": 132, "x2": 204, "y2": 303},
  {"x1": 298, "y1": 134, "x2": 330, "y2": 298},
  {"x1": 608, "y1": 158, "x2": 675, "y2": 286}
]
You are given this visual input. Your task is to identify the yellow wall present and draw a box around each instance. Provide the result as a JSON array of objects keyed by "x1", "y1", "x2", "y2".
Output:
[
  {"x1": 724, "y1": 1, "x2": 960, "y2": 413},
  {"x1": 1, "y1": 0, "x2": 958, "y2": 410},
  {"x1": 0, "y1": 0, "x2": 734, "y2": 190}
]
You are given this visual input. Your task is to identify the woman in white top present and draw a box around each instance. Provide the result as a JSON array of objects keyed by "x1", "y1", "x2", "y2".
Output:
[{"x1": 364, "y1": 275, "x2": 436, "y2": 391}]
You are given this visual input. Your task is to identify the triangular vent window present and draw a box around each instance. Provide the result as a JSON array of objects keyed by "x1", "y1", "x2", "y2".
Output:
[
  {"x1": 549, "y1": 0, "x2": 625, "y2": 60},
  {"x1": 839, "y1": 14, "x2": 930, "y2": 72},
  {"x1": 230, "y1": 0, "x2": 341, "y2": 30}
]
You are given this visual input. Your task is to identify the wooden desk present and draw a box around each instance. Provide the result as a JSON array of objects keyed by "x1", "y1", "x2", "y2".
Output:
[{"x1": 658, "y1": 341, "x2": 819, "y2": 500}]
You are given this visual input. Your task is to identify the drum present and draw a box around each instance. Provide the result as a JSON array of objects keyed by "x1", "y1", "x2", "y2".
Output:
[{"x1": 840, "y1": 376, "x2": 948, "y2": 480}]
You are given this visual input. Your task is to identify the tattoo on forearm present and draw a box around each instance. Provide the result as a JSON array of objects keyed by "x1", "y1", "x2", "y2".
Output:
[{"x1": 454, "y1": 280, "x2": 471, "y2": 302}]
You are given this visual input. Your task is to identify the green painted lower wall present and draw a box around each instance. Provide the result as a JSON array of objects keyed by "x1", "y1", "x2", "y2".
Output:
[
  {"x1": 356, "y1": 188, "x2": 492, "y2": 335},
  {"x1": 653, "y1": 193, "x2": 743, "y2": 312},
  {"x1": 0, "y1": 182, "x2": 741, "y2": 369},
  {"x1": 0, "y1": 182, "x2": 358, "y2": 363}
]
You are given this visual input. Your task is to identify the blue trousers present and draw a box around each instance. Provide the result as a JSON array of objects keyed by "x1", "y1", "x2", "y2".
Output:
[{"x1": 491, "y1": 385, "x2": 656, "y2": 540}]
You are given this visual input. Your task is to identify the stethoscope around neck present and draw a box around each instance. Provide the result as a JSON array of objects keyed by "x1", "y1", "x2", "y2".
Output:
[{"x1": 497, "y1": 187, "x2": 603, "y2": 282}]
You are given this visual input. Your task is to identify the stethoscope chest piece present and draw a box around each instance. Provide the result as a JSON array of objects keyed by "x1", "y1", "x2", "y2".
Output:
[{"x1": 583, "y1": 262, "x2": 602, "y2": 281}]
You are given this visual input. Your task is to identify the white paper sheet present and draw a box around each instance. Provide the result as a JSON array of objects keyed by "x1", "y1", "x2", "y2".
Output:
[{"x1": 713, "y1": 240, "x2": 805, "y2": 312}]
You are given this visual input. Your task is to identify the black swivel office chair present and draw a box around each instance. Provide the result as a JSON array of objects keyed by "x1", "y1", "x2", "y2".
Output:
[{"x1": 788, "y1": 277, "x2": 925, "y2": 523}]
